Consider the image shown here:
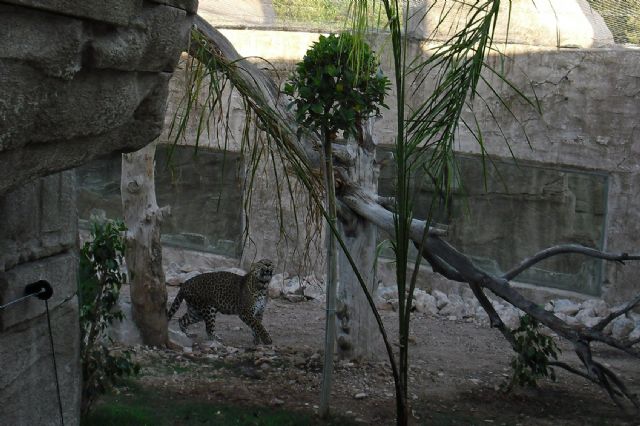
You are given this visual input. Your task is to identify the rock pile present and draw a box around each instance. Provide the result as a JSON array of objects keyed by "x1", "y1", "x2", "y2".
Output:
[
  {"x1": 375, "y1": 283, "x2": 640, "y2": 339},
  {"x1": 166, "y1": 266, "x2": 640, "y2": 340}
]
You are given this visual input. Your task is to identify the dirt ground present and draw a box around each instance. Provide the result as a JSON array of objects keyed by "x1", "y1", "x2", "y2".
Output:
[{"x1": 128, "y1": 290, "x2": 640, "y2": 425}]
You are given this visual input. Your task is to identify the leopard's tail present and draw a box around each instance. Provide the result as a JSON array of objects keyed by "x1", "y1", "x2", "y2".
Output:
[{"x1": 166, "y1": 289, "x2": 184, "y2": 319}]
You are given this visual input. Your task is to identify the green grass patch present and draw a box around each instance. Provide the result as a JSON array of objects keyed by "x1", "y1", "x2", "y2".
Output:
[{"x1": 83, "y1": 381, "x2": 355, "y2": 426}]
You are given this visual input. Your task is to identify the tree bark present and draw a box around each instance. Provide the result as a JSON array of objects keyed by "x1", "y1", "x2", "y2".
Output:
[
  {"x1": 336, "y1": 120, "x2": 379, "y2": 360},
  {"x1": 121, "y1": 140, "x2": 170, "y2": 347}
]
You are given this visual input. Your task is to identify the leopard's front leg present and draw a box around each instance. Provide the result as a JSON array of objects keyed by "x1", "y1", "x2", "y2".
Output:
[{"x1": 239, "y1": 311, "x2": 272, "y2": 345}]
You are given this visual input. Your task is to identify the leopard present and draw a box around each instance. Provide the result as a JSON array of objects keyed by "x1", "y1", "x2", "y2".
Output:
[{"x1": 166, "y1": 259, "x2": 274, "y2": 345}]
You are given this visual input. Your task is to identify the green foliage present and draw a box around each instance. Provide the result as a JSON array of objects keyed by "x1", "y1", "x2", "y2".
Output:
[
  {"x1": 284, "y1": 33, "x2": 389, "y2": 140},
  {"x1": 85, "y1": 380, "x2": 356, "y2": 425},
  {"x1": 79, "y1": 219, "x2": 139, "y2": 416},
  {"x1": 506, "y1": 314, "x2": 560, "y2": 390}
]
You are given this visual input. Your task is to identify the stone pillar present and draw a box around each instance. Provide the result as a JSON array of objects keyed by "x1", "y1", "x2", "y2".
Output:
[{"x1": 0, "y1": 171, "x2": 81, "y2": 425}]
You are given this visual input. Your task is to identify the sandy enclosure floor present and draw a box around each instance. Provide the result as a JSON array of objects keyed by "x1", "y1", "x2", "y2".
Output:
[{"x1": 119, "y1": 285, "x2": 640, "y2": 425}]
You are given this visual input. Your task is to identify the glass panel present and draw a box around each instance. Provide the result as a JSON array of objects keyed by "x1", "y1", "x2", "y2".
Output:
[
  {"x1": 76, "y1": 146, "x2": 244, "y2": 258},
  {"x1": 377, "y1": 150, "x2": 608, "y2": 296}
]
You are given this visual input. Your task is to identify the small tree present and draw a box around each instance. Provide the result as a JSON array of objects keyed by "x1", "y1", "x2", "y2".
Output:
[
  {"x1": 79, "y1": 219, "x2": 139, "y2": 416},
  {"x1": 284, "y1": 33, "x2": 389, "y2": 417},
  {"x1": 504, "y1": 314, "x2": 560, "y2": 391}
]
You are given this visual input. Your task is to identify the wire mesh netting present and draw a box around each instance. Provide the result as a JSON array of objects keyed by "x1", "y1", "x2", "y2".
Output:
[
  {"x1": 199, "y1": 0, "x2": 640, "y2": 46},
  {"x1": 586, "y1": 0, "x2": 640, "y2": 44}
]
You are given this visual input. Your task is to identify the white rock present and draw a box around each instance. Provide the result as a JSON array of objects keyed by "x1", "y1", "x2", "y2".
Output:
[
  {"x1": 270, "y1": 398, "x2": 285, "y2": 406},
  {"x1": 378, "y1": 286, "x2": 398, "y2": 301},
  {"x1": 413, "y1": 292, "x2": 438, "y2": 315},
  {"x1": 581, "y1": 299, "x2": 609, "y2": 317},
  {"x1": 285, "y1": 294, "x2": 305, "y2": 303},
  {"x1": 448, "y1": 294, "x2": 464, "y2": 306},
  {"x1": 439, "y1": 302, "x2": 465, "y2": 318},
  {"x1": 375, "y1": 297, "x2": 393, "y2": 311},
  {"x1": 465, "y1": 297, "x2": 480, "y2": 312},
  {"x1": 611, "y1": 316, "x2": 635, "y2": 340},
  {"x1": 302, "y1": 275, "x2": 325, "y2": 300},
  {"x1": 354, "y1": 392, "x2": 367, "y2": 399},
  {"x1": 165, "y1": 275, "x2": 183, "y2": 286},
  {"x1": 575, "y1": 307, "x2": 596, "y2": 324},
  {"x1": 180, "y1": 264, "x2": 196, "y2": 273},
  {"x1": 555, "y1": 312, "x2": 580, "y2": 326},
  {"x1": 582, "y1": 316, "x2": 603, "y2": 328},
  {"x1": 389, "y1": 298, "x2": 399, "y2": 312},
  {"x1": 268, "y1": 273, "x2": 286, "y2": 299},
  {"x1": 500, "y1": 308, "x2": 521, "y2": 330},
  {"x1": 283, "y1": 277, "x2": 303, "y2": 295},
  {"x1": 461, "y1": 303, "x2": 475, "y2": 319},
  {"x1": 447, "y1": 315, "x2": 458, "y2": 321},
  {"x1": 433, "y1": 290, "x2": 449, "y2": 309},
  {"x1": 552, "y1": 299, "x2": 581, "y2": 316},
  {"x1": 168, "y1": 328, "x2": 193, "y2": 348},
  {"x1": 603, "y1": 321, "x2": 614, "y2": 335},
  {"x1": 475, "y1": 306, "x2": 490, "y2": 322},
  {"x1": 491, "y1": 299, "x2": 505, "y2": 312}
]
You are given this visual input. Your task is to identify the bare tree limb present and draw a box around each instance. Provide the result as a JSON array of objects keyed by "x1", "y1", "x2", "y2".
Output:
[
  {"x1": 503, "y1": 244, "x2": 640, "y2": 281},
  {"x1": 593, "y1": 293, "x2": 640, "y2": 332}
]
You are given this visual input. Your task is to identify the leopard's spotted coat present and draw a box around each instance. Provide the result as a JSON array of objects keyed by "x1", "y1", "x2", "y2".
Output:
[{"x1": 166, "y1": 259, "x2": 274, "y2": 344}]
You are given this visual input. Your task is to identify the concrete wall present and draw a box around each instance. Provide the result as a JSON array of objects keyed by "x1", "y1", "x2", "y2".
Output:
[{"x1": 0, "y1": 1, "x2": 194, "y2": 423}]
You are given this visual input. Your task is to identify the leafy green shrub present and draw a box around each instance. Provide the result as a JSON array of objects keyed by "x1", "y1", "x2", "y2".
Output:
[
  {"x1": 284, "y1": 33, "x2": 389, "y2": 140},
  {"x1": 79, "y1": 219, "x2": 139, "y2": 416},
  {"x1": 505, "y1": 314, "x2": 560, "y2": 390}
]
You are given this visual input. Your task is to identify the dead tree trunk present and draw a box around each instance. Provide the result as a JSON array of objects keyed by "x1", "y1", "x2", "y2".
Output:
[
  {"x1": 121, "y1": 140, "x2": 170, "y2": 347},
  {"x1": 336, "y1": 119, "x2": 379, "y2": 360}
]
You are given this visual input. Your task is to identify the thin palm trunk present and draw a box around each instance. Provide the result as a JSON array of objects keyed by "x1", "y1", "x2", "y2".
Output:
[{"x1": 320, "y1": 129, "x2": 339, "y2": 418}]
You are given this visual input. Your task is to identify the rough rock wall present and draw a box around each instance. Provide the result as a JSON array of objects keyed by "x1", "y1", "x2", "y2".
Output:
[
  {"x1": 0, "y1": 1, "x2": 195, "y2": 424},
  {"x1": 0, "y1": 0, "x2": 196, "y2": 194}
]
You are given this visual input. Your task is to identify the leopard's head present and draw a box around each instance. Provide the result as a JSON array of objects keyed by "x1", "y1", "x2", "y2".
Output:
[{"x1": 250, "y1": 258, "x2": 274, "y2": 288}]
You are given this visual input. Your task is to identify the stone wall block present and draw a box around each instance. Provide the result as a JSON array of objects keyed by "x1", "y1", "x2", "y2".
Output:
[
  {"x1": 90, "y1": 4, "x2": 192, "y2": 73},
  {"x1": 0, "y1": 170, "x2": 77, "y2": 271},
  {"x1": 0, "y1": 81, "x2": 169, "y2": 196},
  {"x1": 0, "y1": 298, "x2": 81, "y2": 425},
  {"x1": 1, "y1": 0, "x2": 143, "y2": 26},
  {"x1": 0, "y1": 251, "x2": 78, "y2": 331},
  {"x1": 0, "y1": 5, "x2": 84, "y2": 79},
  {"x1": 0, "y1": 63, "x2": 164, "y2": 150}
]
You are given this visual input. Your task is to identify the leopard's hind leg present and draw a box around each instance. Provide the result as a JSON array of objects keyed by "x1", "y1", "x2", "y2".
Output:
[
  {"x1": 178, "y1": 304, "x2": 202, "y2": 336},
  {"x1": 202, "y1": 306, "x2": 220, "y2": 340}
]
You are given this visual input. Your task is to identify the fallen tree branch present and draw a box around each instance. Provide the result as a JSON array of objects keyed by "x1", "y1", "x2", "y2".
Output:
[
  {"x1": 343, "y1": 187, "x2": 640, "y2": 409},
  {"x1": 503, "y1": 244, "x2": 640, "y2": 281}
]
